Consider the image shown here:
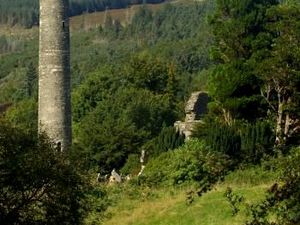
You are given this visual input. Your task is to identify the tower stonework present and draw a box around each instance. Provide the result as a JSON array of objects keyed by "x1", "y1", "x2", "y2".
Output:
[{"x1": 39, "y1": 0, "x2": 71, "y2": 150}]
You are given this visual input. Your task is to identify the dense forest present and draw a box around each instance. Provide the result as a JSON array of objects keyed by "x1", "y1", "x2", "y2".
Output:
[
  {"x1": 0, "y1": 0, "x2": 165, "y2": 27},
  {"x1": 0, "y1": 0, "x2": 300, "y2": 224}
]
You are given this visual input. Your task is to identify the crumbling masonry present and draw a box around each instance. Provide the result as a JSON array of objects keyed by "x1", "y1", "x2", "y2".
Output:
[{"x1": 174, "y1": 92, "x2": 210, "y2": 140}]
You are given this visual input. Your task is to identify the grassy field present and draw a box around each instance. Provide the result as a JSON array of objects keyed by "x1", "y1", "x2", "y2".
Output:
[
  {"x1": 99, "y1": 167, "x2": 277, "y2": 225},
  {"x1": 102, "y1": 185, "x2": 269, "y2": 225}
]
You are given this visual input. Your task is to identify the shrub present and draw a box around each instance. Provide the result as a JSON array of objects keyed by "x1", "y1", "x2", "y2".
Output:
[
  {"x1": 143, "y1": 126, "x2": 185, "y2": 157},
  {"x1": 224, "y1": 187, "x2": 244, "y2": 216},
  {"x1": 245, "y1": 147, "x2": 300, "y2": 225},
  {"x1": 193, "y1": 120, "x2": 275, "y2": 163},
  {"x1": 120, "y1": 154, "x2": 141, "y2": 175},
  {"x1": 141, "y1": 139, "x2": 231, "y2": 187},
  {"x1": 83, "y1": 186, "x2": 110, "y2": 225},
  {"x1": 193, "y1": 120, "x2": 241, "y2": 158},
  {"x1": 240, "y1": 121, "x2": 274, "y2": 163}
]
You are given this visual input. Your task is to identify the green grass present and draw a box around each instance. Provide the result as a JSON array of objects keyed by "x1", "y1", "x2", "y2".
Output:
[
  {"x1": 98, "y1": 167, "x2": 276, "y2": 225},
  {"x1": 101, "y1": 185, "x2": 268, "y2": 225}
]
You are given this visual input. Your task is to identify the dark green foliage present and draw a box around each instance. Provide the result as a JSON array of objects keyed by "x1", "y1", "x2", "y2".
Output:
[
  {"x1": 240, "y1": 121, "x2": 275, "y2": 163},
  {"x1": 4, "y1": 99, "x2": 38, "y2": 132},
  {"x1": 124, "y1": 56, "x2": 180, "y2": 96},
  {"x1": 126, "y1": 2, "x2": 214, "y2": 42},
  {"x1": 0, "y1": 0, "x2": 166, "y2": 27},
  {"x1": 208, "y1": 64, "x2": 266, "y2": 122},
  {"x1": 250, "y1": 3, "x2": 300, "y2": 147},
  {"x1": 72, "y1": 55, "x2": 182, "y2": 173},
  {"x1": 224, "y1": 187, "x2": 244, "y2": 216},
  {"x1": 245, "y1": 148, "x2": 300, "y2": 225},
  {"x1": 75, "y1": 87, "x2": 175, "y2": 174},
  {"x1": 120, "y1": 154, "x2": 141, "y2": 175},
  {"x1": 72, "y1": 68, "x2": 119, "y2": 123},
  {"x1": 0, "y1": 1, "x2": 213, "y2": 104},
  {"x1": 143, "y1": 126, "x2": 185, "y2": 156},
  {"x1": 141, "y1": 139, "x2": 231, "y2": 187},
  {"x1": 208, "y1": 0, "x2": 300, "y2": 149},
  {"x1": 193, "y1": 121, "x2": 241, "y2": 158},
  {"x1": 82, "y1": 186, "x2": 110, "y2": 225},
  {"x1": 0, "y1": 122, "x2": 85, "y2": 225},
  {"x1": 194, "y1": 120, "x2": 275, "y2": 163},
  {"x1": 24, "y1": 62, "x2": 37, "y2": 98},
  {"x1": 99, "y1": 1, "x2": 214, "y2": 73},
  {"x1": 185, "y1": 190, "x2": 195, "y2": 206},
  {"x1": 208, "y1": 0, "x2": 278, "y2": 124}
]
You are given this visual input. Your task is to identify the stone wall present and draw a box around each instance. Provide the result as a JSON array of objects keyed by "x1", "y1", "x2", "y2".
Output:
[{"x1": 175, "y1": 92, "x2": 209, "y2": 140}]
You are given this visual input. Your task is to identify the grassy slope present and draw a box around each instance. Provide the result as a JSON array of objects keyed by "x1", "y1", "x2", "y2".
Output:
[
  {"x1": 70, "y1": 3, "x2": 165, "y2": 31},
  {"x1": 0, "y1": 0, "x2": 195, "y2": 36},
  {"x1": 101, "y1": 167, "x2": 277, "y2": 225},
  {"x1": 70, "y1": 0, "x2": 198, "y2": 30},
  {"x1": 103, "y1": 186, "x2": 268, "y2": 225}
]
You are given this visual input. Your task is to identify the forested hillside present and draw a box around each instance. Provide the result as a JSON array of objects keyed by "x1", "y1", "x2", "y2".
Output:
[
  {"x1": 0, "y1": 0, "x2": 300, "y2": 224},
  {"x1": 0, "y1": 0, "x2": 214, "y2": 171},
  {"x1": 0, "y1": 0, "x2": 165, "y2": 27}
]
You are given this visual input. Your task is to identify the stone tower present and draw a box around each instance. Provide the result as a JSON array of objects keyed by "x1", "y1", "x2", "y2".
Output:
[{"x1": 38, "y1": 0, "x2": 71, "y2": 151}]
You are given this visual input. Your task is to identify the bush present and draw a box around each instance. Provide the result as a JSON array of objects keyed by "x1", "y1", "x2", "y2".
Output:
[
  {"x1": 83, "y1": 186, "x2": 110, "y2": 225},
  {"x1": 141, "y1": 139, "x2": 231, "y2": 187},
  {"x1": 240, "y1": 121, "x2": 274, "y2": 163},
  {"x1": 245, "y1": 148, "x2": 300, "y2": 225},
  {"x1": 193, "y1": 120, "x2": 241, "y2": 158},
  {"x1": 193, "y1": 120, "x2": 275, "y2": 163},
  {"x1": 143, "y1": 126, "x2": 185, "y2": 157},
  {"x1": 4, "y1": 98, "x2": 38, "y2": 132},
  {"x1": 120, "y1": 154, "x2": 141, "y2": 175},
  {"x1": 0, "y1": 122, "x2": 86, "y2": 225}
]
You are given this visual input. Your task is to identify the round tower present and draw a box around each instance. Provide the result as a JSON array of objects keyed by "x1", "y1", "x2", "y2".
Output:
[{"x1": 38, "y1": 0, "x2": 71, "y2": 151}]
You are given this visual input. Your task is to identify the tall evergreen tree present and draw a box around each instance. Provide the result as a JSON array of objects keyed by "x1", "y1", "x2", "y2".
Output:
[
  {"x1": 252, "y1": 3, "x2": 300, "y2": 146},
  {"x1": 208, "y1": 0, "x2": 278, "y2": 124}
]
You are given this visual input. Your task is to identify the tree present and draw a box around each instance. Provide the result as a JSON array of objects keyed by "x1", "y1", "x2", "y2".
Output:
[
  {"x1": 208, "y1": 0, "x2": 278, "y2": 124},
  {"x1": 5, "y1": 99, "x2": 37, "y2": 132},
  {"x1": 24, "y1": 62, "x2": 37, "y2": 97},
  {"x1": 0, "y1": 121, "x2": 85, "y2": 225},
  {"x1": 252, "y1": 3, "x2": 300, "y2": 147},
  {"x1": 75, "y1": 87, "x2": 175, "y2": 173}
]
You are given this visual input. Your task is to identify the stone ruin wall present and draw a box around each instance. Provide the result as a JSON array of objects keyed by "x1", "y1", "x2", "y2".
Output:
[{"x1": 174, "y1": 91, "x2": 210, "y2": 140}]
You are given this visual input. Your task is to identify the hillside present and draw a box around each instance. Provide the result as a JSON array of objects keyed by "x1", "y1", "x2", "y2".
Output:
[
  {"x1": 0, "y1": 0, "x2": 166, "y2": 27},
  {"x1": 70, "y1": 2, "x2": 167, "y2": 30},
  {"x1": 0, "y1": 0, "x2": 299, "y2": 225},
  {"x1": 103, "y1": 186, "x2": 267, "y2": 225},
  {"x1": 85, "y1": 166, "x2": 279, "y2": 225},
  {"x1": 0, "y1": 0, "x2": 187, "y2": 36},
  {"x1": 70, "y1": 0, "x2": 199, "y2": 30}
]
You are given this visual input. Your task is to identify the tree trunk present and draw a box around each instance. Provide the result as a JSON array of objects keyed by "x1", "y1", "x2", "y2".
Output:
[{"x1": 275, "y1": 93, "x2": 284, "y2": 147}]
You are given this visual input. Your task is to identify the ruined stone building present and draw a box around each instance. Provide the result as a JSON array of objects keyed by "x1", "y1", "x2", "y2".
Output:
[
  {"x1": 38, "y1": 0, "x2": 71, "y2": 151},
  {"x1": 174, "y1": 92, "x2": 210, "y2": 140}
]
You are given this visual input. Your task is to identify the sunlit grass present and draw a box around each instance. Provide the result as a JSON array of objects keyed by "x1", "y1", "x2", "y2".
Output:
[{"x1": 101, "y1": 167, "x2": 275, "y2": 225}]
